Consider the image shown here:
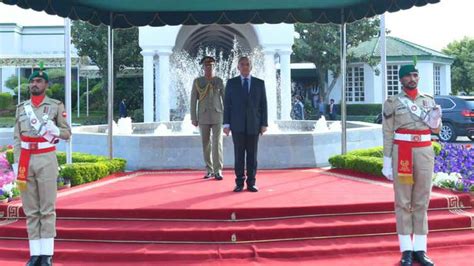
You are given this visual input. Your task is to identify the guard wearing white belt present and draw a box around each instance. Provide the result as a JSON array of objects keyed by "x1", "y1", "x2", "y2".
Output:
[
  {"x1": 12, "y1": 67, "x2": 71, "y2": 266},
  {"x1": 382, "y1": 64, "x2": 442, "y2": 266}
]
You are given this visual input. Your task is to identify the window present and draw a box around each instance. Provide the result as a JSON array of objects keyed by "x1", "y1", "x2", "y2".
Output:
[
  {"x1": 435, "y1": 97, "x2": 454, "y2": 109},
  {"x1": 433, "y1": 65, "x2": 441, "y2": 95},
  {"x1": 387, "y1": 64, "x2": 401, "y2": 96},
  {"x1": 345, "y1": 66, "x2": 364, "y2": 102}
]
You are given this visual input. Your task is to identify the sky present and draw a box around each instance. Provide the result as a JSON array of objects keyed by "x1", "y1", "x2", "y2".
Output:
[{"x1": 0, "y1": 1, "x2": 473, "y2": 52}]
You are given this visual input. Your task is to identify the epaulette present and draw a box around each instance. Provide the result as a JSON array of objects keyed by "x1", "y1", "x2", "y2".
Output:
[
  {"x1": 17, "y1": 100, "x2": 27, "y2": 107},
  {"x1": 385, "y1": 95, "x2": 396, "y2": 103},
  {"x1": 421, "y1": 93, "x2": 434, "y2": 99}
]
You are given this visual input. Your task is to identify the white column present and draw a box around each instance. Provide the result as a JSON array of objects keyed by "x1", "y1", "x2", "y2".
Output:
[
  {"x1": 263, "y1": 49, "x2": 277, "y2": 123},
  {"x1": 141, "y1": 50, "x2": 155, "y2": 122},
  {"x1": 279, "y1": 50, "x2": 292, "y2": 120},
  {"x1": 154, "y1": 58, "x2": 160, "y2": 121},
  {"x1": 156, "y1": 51, "x2": 171, "y2": 122}
]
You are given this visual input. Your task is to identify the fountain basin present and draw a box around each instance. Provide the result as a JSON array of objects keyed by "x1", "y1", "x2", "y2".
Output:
[{"x1": 58, "y1": 120, "x2": 382, "y2": 170}]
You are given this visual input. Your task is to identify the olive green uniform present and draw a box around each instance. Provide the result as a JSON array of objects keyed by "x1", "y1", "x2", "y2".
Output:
[{"x1": 190, "y1": 77, "x2": 225, "y2": 175}]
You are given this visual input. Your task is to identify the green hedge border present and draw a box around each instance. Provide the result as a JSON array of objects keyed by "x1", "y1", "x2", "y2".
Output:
[
  {"x1": 328, "y1": 142, "x2": 442, "y2": 177},
  {"x1": 6, "y1": 150, "x2": 127, "y2": 186}
]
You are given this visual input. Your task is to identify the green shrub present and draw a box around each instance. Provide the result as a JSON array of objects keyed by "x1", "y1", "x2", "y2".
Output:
[
  {"x1": 335, "y1": 104, "x2": 382, "y2": 116},
  {"x1": 0, "y1": 93, "x2": 13, "y2": 109},
  {"x1": 60, "y1": 163, "x2": 109, "y2": 186},
  {"x1": 5, "y1": 149, "x2": 127, "y2": 186},
  {"x1": 329, "y1": 142, "x2": 441, "y2": 177}
]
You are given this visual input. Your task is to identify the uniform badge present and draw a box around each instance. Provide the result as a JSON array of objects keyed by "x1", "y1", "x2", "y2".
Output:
[
  {"x1": 31, "y1": 118, "x2": 37, "y2": 125},
  {"x1": 422, "y1": 100, "x2": 428, "y2": 108},
  {"x1": 62, "y1": 111, "x2": 67, "y2": 118},
  {"x1": 411, "y1": 105, "x2": 418, "y2": 111},
  {"x1": 400, "y1": 160, "x2": 410, "y2": 172},
  {"x1": 43, "y1": 106, "x2": 49, "y2": 114}
]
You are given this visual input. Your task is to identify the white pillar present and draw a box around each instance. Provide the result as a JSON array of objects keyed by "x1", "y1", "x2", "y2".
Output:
[
  {"x1": 77, "y1": 65, "x2": 80, "y2": 118},
  {"x1": 156, "y1": 51, "x2": 171, "y2": 122},
  {"x1": 86, "y1": 77, "x2": 89, "y2": 117},
  {"x1": 279, "y1": 50, "x2": 292, "y2": 120},
  {"x1": 154, "y1": 58, "x2": 159, "y2": 121},
  {"x1": 263, "y1": 49, "x2": 277, "y2": 123},
  {"x1": 141, "y1": 50, "x2": 155, "y2": 122}
]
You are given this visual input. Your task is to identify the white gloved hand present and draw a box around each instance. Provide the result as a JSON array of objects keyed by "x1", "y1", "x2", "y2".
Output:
[
  {"x1": 382, "y1": 156, "x2": 393, "y2": 181},
  {"x1": 45, "y1": 120, "x2": 60, "y2": 136},
  {"x1": 12, "y1": 163, "x2": 18, "y2": 179},
  {"x1": 424, "y1": 105, "x2": 442, "y2": 129}
]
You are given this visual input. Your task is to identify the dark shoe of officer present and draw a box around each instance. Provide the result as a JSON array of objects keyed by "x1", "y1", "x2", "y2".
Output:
[
  {"x1": 400, "y1": 250, "x2": 413, "y2": 266},
  {"x1": 203, "y1": 172, "x2": 214, "y2": 179},
  {"x1": 25, "y1": 256, "x2": 42, "y2": 266},
  {"x1": 413, "y1": 251, "x2": 434, "y2": 266},
  {"x1": 40, "y1": 255, "x2": 53, "y2": 266},
  {"x1": 247, "y1": 185, "x2": 259, "y2": 192},
  {"x1": 214, "y1": 173, "x2": 223, "y2": 180},
  {"x1": 233, "y1": 185, "x2": 244, "y2": 192}
]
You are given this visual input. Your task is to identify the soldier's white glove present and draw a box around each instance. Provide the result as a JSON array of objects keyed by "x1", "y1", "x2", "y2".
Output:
[
  {"x1": 12, "y1": 163, "x2": 18, "y2": 179},
  {"x1": 382, "y1": 156, "x2": 393, "y2": 181},
  {"x1": 424, "y1": 105, "x2": 442, "y2": 129},
  {"x1": 45, "y1": 120, "x2": 60, "y2": 136}
]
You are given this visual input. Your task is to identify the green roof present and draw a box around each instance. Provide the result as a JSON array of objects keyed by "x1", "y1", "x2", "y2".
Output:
[
  {"x1": 1, "y1": 0, "x2": 440, "y2": 28},
  {"x1": 349, "y1": 36, "x2": 453, "y2": 63}
]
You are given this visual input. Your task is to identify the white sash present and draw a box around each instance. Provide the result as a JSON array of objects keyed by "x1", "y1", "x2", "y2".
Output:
[
  {"x1": 24, "y1": 103, "x2": 57, "y2": 143},
  {"x1": 398, "y1": 96, "x2": 428, "y2": 122}
]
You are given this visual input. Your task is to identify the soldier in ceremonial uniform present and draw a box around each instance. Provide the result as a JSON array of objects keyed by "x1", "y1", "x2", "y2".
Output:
[
  {"x1": 190, "y1": 56, "x2": 225, "y2": 180},
  {"x1": 382, "y1": 64, "x2": 441, "y2": 266},
  {"x1": 12, "y1": 67, "x2": 71, "y2": 266}
]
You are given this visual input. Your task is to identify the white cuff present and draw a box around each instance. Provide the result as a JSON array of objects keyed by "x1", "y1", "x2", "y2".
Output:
[
  {"x1": 29, "y1": 239, "x2": 41, "y2": 256},
  {"x1": 223, "y1": 124, "x2": 230, "y2": 129},
  {"x1": 413, "y1": 234, "x2": 427, "y2": 252},
  {"x1": 398, "y1": 234, "x2": 413, "y2": 252},
  {"x1": 40, "y1": 238, "x2": 54, "y2": 255}
]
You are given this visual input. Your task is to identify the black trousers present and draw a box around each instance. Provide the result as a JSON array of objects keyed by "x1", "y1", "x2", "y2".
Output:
[{"x1": 231, "y1": 133, "x2": 259, "y2": 187}]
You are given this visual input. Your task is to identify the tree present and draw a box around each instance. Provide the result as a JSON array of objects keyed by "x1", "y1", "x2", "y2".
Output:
[
  {"x1": 293, "y1": 18, "x2": 380, "y2": 100},
  {"x1": 443, "y1": 37, "x2": 474, "y2": 95},
  {"x1": 71, "y1": 22, "x2": 143, "y2": 109}
]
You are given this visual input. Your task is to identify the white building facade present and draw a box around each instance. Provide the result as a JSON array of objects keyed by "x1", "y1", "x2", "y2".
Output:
[
  {"x1": 0, "y1": 23, "x2": 79, "y2": 93},
  {"x1": 327, "y1": 36, "x2": 453, "y2": 104}
]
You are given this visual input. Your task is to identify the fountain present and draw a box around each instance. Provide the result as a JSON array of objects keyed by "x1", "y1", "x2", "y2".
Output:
[{"x1": 59, "y1": 41, "x2": 382, "y2": 170}]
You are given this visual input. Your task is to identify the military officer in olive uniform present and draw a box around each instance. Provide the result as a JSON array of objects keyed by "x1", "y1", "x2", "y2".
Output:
[
  {"x1": 382, "y1": 64, "x2": 442, "y2": 266},
  {"x1": 12, "y1": 68, "x2": 71, "y2": 266},
  {"x1": 190, "y1": 56, "x2": 225, "y2": 180}
]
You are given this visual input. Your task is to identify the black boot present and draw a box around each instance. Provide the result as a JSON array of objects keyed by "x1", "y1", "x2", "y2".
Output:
[
  {"x1": 414, "y1": 251, "x2": 434, "y2": 266},
  {"x1": 40, "y1": 255, "x2": 53, "y2": 266},
  {"x1": 25, "y1": 256, "x2": 42, "y2": 266},
  {"x1": 400, "y1": 250, "x2": 413, "y2": 266}
]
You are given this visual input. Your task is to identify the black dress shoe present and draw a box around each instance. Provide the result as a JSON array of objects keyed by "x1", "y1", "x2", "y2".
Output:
[
  {"x1": 203, "y1": 172, "x2": 214, "y2": 179},
  {"x1": 413, "y1": 251, "x2": 434, "y2": 266},
  {"x1": 40, "y1": 255, "x2": 53, "y2": 266},
  {"x1": 26, "y1": 256, "x2": 42, "y2": 266},
  {"x1": 247, "y1": 185, "x2": 259, "y2": 192},
  {"x1": 215, "y1": 174, "x2": 223, "y2": 180},
  {"x1": 400, "y1": 250, "x2": 413, "y2": 266},
  {"x1": 233, "y1": 185, "x2": 244, "y2": 192}
]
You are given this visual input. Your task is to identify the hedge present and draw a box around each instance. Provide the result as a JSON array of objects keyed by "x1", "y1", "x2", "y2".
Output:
[
  {"x1": 334, "y1": 104, "x2": 382, "y2": 116},
  {"x1": 329, "y1": 142, "x2": 442, "y2": 177},
  {"x1": 5, "y1": 149, "x2": 127, "y2": 186},
  {"x1": 0, "y1": 92, "x2": 13, "y2": 110}
]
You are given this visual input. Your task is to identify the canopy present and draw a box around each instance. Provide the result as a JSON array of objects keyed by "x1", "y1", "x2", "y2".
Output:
[{"x1": 2, "y1": 0, "x2": 439, "y2": 28}]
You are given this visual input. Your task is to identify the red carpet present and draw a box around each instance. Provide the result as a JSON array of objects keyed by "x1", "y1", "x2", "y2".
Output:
[{"x1": 0, "y1": 169, "x2": 472, "y2": 265}]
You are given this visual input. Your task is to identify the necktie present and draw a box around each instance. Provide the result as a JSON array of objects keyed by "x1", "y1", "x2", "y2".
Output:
[{"x1": 243, "y1": 78, "x2": 249, "y2": 94}]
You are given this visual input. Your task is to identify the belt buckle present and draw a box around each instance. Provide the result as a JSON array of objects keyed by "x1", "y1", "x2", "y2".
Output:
[
  {"x1": 411, "y1": 134, "x2": 421, "y2": 142},
  {"x1": 29, "y1": 143, "x2": 38, "y2": 150}
]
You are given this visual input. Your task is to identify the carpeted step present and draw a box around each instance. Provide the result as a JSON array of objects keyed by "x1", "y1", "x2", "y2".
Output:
[
  {"x1": 0, "y1": 209, "x2": 471, "y2": 243},
  {"x1": 0, "y1": 230, "x2": 472, "y2": 264}
]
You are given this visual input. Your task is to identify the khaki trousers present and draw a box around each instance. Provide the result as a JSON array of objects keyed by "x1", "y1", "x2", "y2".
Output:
[
  {"x1": 20, "y1": 151, "x2": 58, "y2": 240},
  {"x1": 392, "y1": 144, "x2": 434, "y2": 235},
  {"x1": 199, "y1": 123, "x2": 223, "y2": 174}
]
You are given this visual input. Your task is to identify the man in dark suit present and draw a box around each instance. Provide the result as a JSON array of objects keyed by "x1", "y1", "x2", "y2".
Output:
[
  {"x1": 223, "y1": 56, "x2": 268, "y2": 192},
  {"x1": 328, "y1": 98, "x2": 337, "y2": 120}
]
